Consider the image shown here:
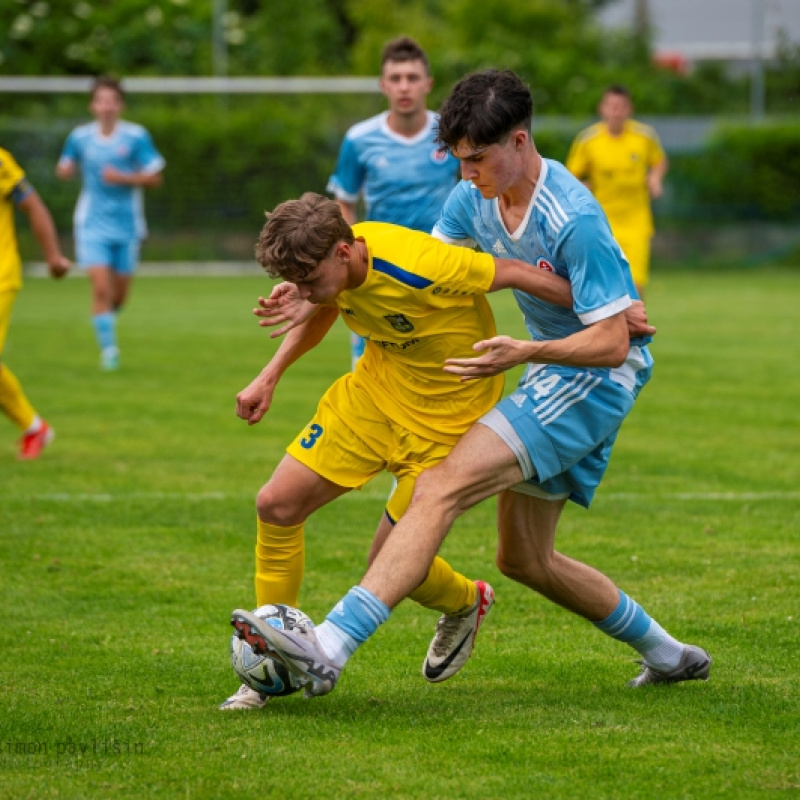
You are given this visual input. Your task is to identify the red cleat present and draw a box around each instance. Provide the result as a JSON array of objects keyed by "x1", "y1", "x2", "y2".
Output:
[{"x1": 18, "y1": 422, "x2": 55, "y2": 460}]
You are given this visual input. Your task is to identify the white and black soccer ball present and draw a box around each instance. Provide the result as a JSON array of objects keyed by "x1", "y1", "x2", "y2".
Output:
[{"x1": 229, "y1": 604, "x2": 314, "y2": 697}]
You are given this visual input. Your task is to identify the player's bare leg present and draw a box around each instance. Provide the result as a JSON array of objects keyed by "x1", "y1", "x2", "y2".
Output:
[
  {"x1": 363, "y1": 423, "x2": 525, "y2": 608},
  {"x1": 496, "y1": 490, "x2": 710, "y2": 686},
  {"x1": 496, "y1": 491, "x2": 619, "y2": 620}
]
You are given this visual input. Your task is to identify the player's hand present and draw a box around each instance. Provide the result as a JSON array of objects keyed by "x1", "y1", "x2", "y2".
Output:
[
  {"x1": 444, "y1": 336, "x2": 530, "y2": 380},
  {"x1": 625, "y1": 300, "x2": 656, "y2": 338},
  {"x1": 48, "y1": 255, "x2": 71, "y2": 279},
  {"x1": 253, "y1": 283, "x2": 318, "y2": 338},
  {"x1": 101, "y1": 166, "x2": 128, "y2": 185},
  {"x1": 648, "y1": 173, "x2": 664, "y2": 199},
  {"x1": 235, "y1": 374, "x2": 276, "y2": 426}
]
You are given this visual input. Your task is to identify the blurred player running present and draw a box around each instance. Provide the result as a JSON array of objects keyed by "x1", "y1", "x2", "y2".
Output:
[
  {"x1": 56, "y1": 76, "x2": 165, "y2": 371},
  {"x1": 327, "y1": 37, "x2": 459, "y2": 369},
  {"x1": 566, "y1": 85, "x2": 667, "y2": 299}
]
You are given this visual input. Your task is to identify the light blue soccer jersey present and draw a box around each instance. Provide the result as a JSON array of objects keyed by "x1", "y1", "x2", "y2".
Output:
[
  {"x1": 327, "y1": 111, "x2": 458, "y2": 232},
  {"x1": 58, "y1": 121, "x2": 165, "y2": 242},
  {"x1": 433, "y1": 158, "x2": 653, "y2": 395}
]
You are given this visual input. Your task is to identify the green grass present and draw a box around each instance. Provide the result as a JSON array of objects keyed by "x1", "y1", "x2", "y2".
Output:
[{"x1": 1, "y1": 268, "x2": 799, "y2": 799}]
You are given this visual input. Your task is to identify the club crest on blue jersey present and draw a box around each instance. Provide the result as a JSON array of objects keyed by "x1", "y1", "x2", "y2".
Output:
[
  {"x1": 430, "y1": 147, "x2": 449, "y2": 164},
  {"x1": 384, "y1": 314, "x2": 414, "y2": 333}
]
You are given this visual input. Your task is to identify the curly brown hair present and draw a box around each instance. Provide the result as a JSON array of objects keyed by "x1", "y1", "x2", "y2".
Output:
[{"x1": 255, "y1": 192, "x2": 354, "y2": 282}]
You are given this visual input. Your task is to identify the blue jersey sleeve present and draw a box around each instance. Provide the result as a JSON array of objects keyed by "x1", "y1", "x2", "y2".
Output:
[
  {"x1": 432, "y1": 181, "x2": 476, "y2": 242},
  {"x1": 557, "y1": 214, "x2": 632, "y2": 323},
  {"x1": 59, "y1": 129, "x2": 81, "y2": 165},
  {"x1": 327, "y1": 135, "x2": 363, "y2": 202},
  {"x1": 133, "y1": 128, "x2": 165, "y2": 174}
]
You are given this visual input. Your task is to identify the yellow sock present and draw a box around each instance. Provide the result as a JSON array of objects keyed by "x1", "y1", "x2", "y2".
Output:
[
  {"x1": 409, "y1": 556, "x2": 477, "y2": 614},
  {"x1": 254, "y1": 518, "x2": 305, "y2": 607},
  {"x1": 0, "y1": 364, "x2": 35, "y2": 431}
]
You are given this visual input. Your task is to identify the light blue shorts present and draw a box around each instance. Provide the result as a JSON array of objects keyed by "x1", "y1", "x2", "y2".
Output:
[
  {"x1": 480, "y1": 363, "x2": 642, "y2": 508},
  {"x1": 76, "y1": 238, "x2": 140, "y2": 274}
]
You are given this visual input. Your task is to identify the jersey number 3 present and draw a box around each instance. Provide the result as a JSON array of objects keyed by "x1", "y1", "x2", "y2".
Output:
[{"x1": 299, "y1": 423, "x2": 324, "y2": 449}]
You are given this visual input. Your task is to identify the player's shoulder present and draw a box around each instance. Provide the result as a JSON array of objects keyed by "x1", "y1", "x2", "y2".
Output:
[
  {"x1": 356, "y1": 220, "x2": 427, "y2": 248},
  {"x1": 0, "y1": 146, "x2": 23, "y2": 177},
  {"x1": 572, "y1": 122, "x2": 605, "y2": 145},
  {"x1": 537, "y1": 159, "x2": 604, "y2": 230},
  {"x1": 627, "y1": 119, "x2": 661, "y2": 141},
  {"x1": 118, "y1": 120, "x2": 151, "y2": 139},
  {"x1": 344, "y1": 112, "x2": 387, "y2": 142},
  {"x1": 447, "y1": 178, "x2": 480, "y2": 205},
  {"x1": 70, "y1": 122, "x2": 96, "y2": 139}
]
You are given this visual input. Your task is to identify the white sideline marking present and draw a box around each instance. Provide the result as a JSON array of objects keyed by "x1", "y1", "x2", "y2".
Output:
[
  {"x1": 604, "y1": 492, "x2": 800, "y2": 501},
  {"x1": 13, "y1": 490, "x2": 800, "y2": 503}
]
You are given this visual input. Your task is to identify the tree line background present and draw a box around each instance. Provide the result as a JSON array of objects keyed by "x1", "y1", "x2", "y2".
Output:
[
  {"x1": 3, "y1": 0, "x2": 800, "y2": 113},
  {"x1": 2, "y1": 0, "x2": 799, "y2": 264}
]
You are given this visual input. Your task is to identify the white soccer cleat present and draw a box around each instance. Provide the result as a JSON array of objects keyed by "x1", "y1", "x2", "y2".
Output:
[
  {"x1": 231, "y1": 608, "x2": 340, "y2": 697},
  {"x1": 218, "y1": 683, "x2": 270, "y2": 711},
  {"x1": 627, "y1": 644, "x2": 712, "y2": 687},
  {"x1": 423, "y1": 580, "x2": 495, "y2": 683}
]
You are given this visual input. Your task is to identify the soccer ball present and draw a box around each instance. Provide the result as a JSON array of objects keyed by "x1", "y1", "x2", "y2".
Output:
[{"x1": 229, "y1": 604, "x2": 313, "y2": 697}]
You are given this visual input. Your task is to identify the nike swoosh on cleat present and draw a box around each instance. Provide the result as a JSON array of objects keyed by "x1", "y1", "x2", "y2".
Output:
[{"x1": 424, "y1": 632, "x2": 472, "y2": 681}]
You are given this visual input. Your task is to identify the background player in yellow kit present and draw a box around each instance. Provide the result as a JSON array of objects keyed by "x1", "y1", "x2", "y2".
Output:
[
  {"x1": 221, "y1": 191, "x2": 578, "y2": 709},
  {"x1": 0, "y1": 147, "x2": 70, "y2": 459},
  {"x1": 566, "y1": 85, "x2": 668, "y2": 298}
]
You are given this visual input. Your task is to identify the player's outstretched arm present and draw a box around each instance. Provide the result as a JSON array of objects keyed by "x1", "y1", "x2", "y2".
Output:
[
  {"x1": 444, "y1": 312, "x2": 630, "y2": 379},
  {"x1": 491, "y1": 259, "x2": 655, "y2": 338},
  {"x1": 17, "y1": 190, "x2": 71, "y2": 279},
  {"x1": 235, "y1": 305, "x2": 339, "y2": 426},
  {"x1": 253, "y1": 282, "x2": 320, "y2": 338},
  {"x1": 490, "y1": 258, "x2": 572, "y2": 307}
]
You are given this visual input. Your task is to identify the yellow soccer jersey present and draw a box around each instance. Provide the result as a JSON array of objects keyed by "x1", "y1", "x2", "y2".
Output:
[
  {"x1": 0, "y1": 147, "x2": 28, "y2": 293},
  {"x1": 338, "y1": 222, "x2": 503, "y2": 445},
  {"x1": 565, "y1": 120, "x2": 665, "y2": 236}
]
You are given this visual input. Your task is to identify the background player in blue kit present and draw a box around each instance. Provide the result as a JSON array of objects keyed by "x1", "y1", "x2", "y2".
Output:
[
  {"x1": 233, "y1": 70, "x2": 711, "y2": 696},
  {"x1": 327, "y1": 37, "x2": 458, "y2": 369},
  {"x1": 56, "y1": 76, "x2": 165, "y2": 371}
]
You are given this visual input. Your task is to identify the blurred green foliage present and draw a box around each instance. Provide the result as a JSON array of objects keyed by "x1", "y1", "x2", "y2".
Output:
[
  {"x1": 2, "y1": 0, "x2": 799, "y2": 261},
  {"x1": 2, "y1": 0, "x2": 799, "y2": 114}
]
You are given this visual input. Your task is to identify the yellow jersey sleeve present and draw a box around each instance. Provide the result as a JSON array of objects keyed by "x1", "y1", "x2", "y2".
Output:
[
  {"x1": 0, "y1": 148, "x2": 26, "y2": 199},
  {"x1": 0, "y1": 148, "x2": 26, "y2": 292},
  {"x1": 565, "y1": 125, "x2": 599, "y2": 181}
]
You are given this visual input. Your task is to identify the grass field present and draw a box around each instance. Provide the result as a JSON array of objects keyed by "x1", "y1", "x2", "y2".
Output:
[{"x1": 1, "y1": 267, "x2": 799, "y2": 799}]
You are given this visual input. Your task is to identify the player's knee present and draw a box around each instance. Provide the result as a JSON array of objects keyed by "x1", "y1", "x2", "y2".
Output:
[
  {"x1": 496, "y1": 548, "x2": 551, "y2": 591},
  {"x1": 411, "y1": 466, "x2": 463, "y2": 516},
  {"x1": 255, "y1": 483, "x2": 305, "y2": 527}
]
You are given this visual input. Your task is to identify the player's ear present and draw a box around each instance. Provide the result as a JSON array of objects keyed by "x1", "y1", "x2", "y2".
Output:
[{"x1": 335, "y1": 241, "x2": 350, "y2": 262}]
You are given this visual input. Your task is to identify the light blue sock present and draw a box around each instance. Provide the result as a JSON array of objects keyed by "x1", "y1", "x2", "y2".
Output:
[
  {"x1": 314, "y1": 586, "x2": 390, "y2": 668},
  {"x1": 350, "y1": 333, "x2": 365, "y2": 371},
  {"x1": 92, "y1": 312, "x2": 117, "y2": 352},
  {"x1": 594, "y1": 590, "x2": 684, "y2": 670}
]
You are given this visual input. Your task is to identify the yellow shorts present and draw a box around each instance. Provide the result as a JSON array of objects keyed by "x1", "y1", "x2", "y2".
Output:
[
  {"x1": 286, "y1": 373, "x2": 454, "y2": 522},
  {"x1": 614, "y1": 230, "x2": 651, "y2": 289},
  {"x1": 0, "y1": 290, "x2": 18, "y2": 356}
]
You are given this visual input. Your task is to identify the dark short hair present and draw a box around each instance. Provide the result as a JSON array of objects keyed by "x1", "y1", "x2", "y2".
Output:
[
  {"x1": 436, "y1": 69, "x2": 532, "y2": 151},
  {"x1": 604, "y1": 84, "x2": 631, "y2": 101},
  {"x1": 255, "y1": 192, "x2": 354, "y2": 282},
  {"x1": 91, "y1": 75, "x2": 124, "y2": 100},
  {"x1": 381, "y1": 36, "x2": 430, "y2": 74}
]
